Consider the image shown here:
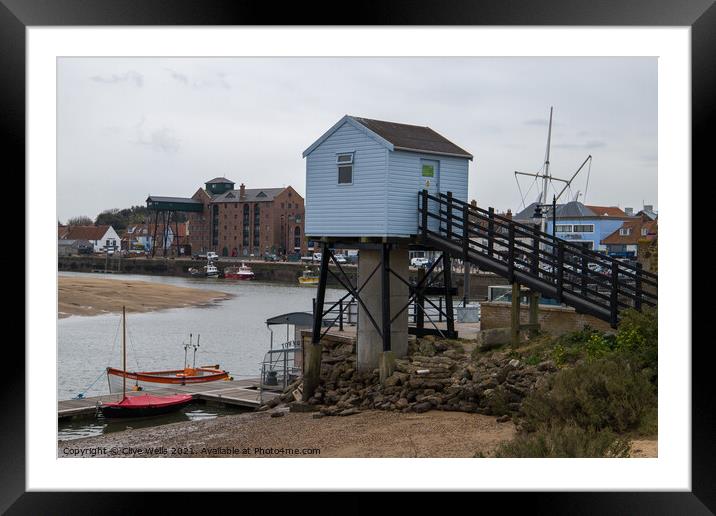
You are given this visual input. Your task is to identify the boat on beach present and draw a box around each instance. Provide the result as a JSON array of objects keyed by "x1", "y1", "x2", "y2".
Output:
[{"x1": 224, "y1": 262, "x2": 254, "y2": 280}]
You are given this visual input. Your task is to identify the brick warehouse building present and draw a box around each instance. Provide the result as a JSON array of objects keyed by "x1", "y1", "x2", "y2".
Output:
[{"x1": 185, "y1": 177, "x2": 306, "y2": 257}]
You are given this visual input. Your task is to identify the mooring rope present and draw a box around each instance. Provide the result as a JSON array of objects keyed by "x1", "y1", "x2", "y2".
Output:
[{"x1": 73, "y1": 369, "x2": 107, "y2": 399}]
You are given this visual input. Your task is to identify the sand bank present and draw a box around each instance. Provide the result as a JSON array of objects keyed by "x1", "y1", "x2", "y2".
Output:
[{"x1": 58, "y1": 276, "x2": 231, "y2": 318}]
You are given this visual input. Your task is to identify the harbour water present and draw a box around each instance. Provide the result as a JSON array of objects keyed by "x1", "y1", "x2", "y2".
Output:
[
  {"x1": 58, "y1": 271, "x2": 341, "y2": 401},
  {"x1": 58, "y1": 402, "x2": 246, "y2": 441}
]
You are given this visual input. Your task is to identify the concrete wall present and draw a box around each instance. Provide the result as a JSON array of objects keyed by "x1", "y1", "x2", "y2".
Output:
[
  {"x1": 480, "y1": 301, "x2": 613, "y2": 336},
  {"x1": 58, "y1": 256, "x2": 357, "y2": 286},
  {"x1": 356, "y1": 247, "x2": 409, "y2": 371}
]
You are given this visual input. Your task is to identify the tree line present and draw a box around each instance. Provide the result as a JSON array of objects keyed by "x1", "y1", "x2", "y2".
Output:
[{"x1": 62, "y1": 206, "x2": 187, "y2": 230}]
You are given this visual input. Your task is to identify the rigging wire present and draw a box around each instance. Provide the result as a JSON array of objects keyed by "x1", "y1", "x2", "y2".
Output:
[
  {"x1": 74, "y1": 316, "x2": 121, "y2": 399},
  {"x1": 584, "y1": 156, "x2": 593, "y2": 204},
  {"x1": 125, "y1": 324, "x2": 141, "y2": 371},
  {"x1": 515, "y1": 175, "x2": 527, "y2": 210}
]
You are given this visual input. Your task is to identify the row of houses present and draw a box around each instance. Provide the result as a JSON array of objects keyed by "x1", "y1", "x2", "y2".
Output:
[{"x1": 58, "y1": 179, "x2": 309, "y2": 258}]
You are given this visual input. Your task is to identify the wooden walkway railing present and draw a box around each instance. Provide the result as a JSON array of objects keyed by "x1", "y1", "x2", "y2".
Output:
[{"x1": 418, "y1": 190, "x2": 657, "y2": 327}]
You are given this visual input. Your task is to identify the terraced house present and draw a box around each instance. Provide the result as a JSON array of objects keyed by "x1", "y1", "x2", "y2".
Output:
[{"x1": 186, "y1": 177, "x2": 306, "y2": 257}]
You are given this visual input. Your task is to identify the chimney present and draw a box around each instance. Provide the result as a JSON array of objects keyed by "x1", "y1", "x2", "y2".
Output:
[
  {"x1": 625, "y1": 207, "x2": 633, "y2": 216},
  {"x1": 643, "y1": 204, "x2": 653, "y2": 212},
  {"x1": 239, "y1": 183, "x2": 246, "y2": 199}
]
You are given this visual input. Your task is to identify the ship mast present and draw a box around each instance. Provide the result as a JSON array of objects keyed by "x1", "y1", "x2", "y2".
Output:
[
  {"x1": 515, "y1": 106, "x2": 593, "y2": 240},
  {"x1": 540, "y1": 106, "x2": 553, "y2": 235}
]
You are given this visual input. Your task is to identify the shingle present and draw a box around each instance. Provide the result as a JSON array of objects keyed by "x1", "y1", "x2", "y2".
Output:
[{"x1": 350, "y1": 116, "x2": 473, "y2": 159}]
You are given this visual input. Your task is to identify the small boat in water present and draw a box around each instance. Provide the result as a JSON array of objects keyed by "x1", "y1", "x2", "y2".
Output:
[
  {"x1": 99, "y1": 307, "x2": 200, "y2": 419},
  {"x1": 99, "y1": 393, "x2": 193, "y2": 418},
  {"x1": 224, "y1": 262, "x2": 254, "y2": 280},
  {"x1": 188, "y1": 262, "x2": 219, "y2": 277},
  {"x1": 298, "y1": 267, "x2": 319, "y2": 286},
  {"x1": 106, "y1": 333, "x2": 231, "y2": 393}
]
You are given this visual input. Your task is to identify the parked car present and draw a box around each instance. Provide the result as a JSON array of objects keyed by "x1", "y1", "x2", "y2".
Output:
[
  {"x1": 263, "y1": 253, "x2": 279, "y2": 262},
  {"x1": 206, "y1": 251, "x2": 219, "y2": 261},
  {"x1": 410, "y1": 257, "x2": 430, "y2": 268},
  {"x1": 333, "y1": 253, "x2": 347, "y2": 264}
]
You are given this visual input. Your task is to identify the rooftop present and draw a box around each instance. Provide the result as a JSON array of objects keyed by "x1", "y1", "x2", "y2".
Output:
[
  {"x1": 212, "y1": 187, "x2": 287, "y2": 203},
  {"x1": 514, "y1": 201, "x2": 631, "y2": 222},
  {"x1": 205, "y1": 177, "x2": 235, "y2": 185},
  {"x1": 60, "y1": 225, "x2": 112, "y2": 241},
  {"x1": 350, "y1": 116, "x2": 473, "y2": 159},
  {"x1": 602, "y1": 219, "x2": 658, "y2": 245}
]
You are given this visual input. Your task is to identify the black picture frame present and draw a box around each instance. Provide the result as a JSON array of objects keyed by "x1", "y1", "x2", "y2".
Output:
[{"x1": 4, "y1": 0, "x2": 707, "y2": 512}]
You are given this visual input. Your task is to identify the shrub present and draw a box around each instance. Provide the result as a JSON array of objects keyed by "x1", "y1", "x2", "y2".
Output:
[
  {"x1": 614, "y1": 307, "x2": 658, "y2": 382},
  {"x1": 485, "y1": 388, "x2": 511, "y2": 416},
  {"x1": 519, "y1": 357, "x2": 656, "y2": 434},
  {"x1": 493, "y1": 423, "x2": 631, "y2": 458}
]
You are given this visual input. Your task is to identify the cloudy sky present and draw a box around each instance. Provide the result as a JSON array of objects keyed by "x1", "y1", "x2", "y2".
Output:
[{"x1": 57, "y1": 57, "x2": 657, "y2": 223}]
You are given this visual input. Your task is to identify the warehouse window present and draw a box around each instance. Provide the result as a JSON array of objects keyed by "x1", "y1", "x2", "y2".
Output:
[{"x1": 337, "y1": 153, "x2": 353, "y2": 184}]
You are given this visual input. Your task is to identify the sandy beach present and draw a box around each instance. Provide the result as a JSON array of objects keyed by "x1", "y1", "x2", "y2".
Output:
[
  {"x1": 58, "y1": 276, "x2": 232, "y2": 318},
  {"x1": 58, "y1": 409, "x2": 517, "y2": 458},
  {"x1": 58, "y1": 407, "x2": 657, "y2": 458}
]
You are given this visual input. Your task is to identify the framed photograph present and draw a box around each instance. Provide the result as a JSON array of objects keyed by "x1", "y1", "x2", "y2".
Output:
[{"x1": 7, "y1": 0, "x2": 707, "y2": 510}]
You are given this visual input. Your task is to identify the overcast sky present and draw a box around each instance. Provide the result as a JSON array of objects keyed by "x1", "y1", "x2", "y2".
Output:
[{"x1": 57, "y1": 57, "x2": 657, "y2": 223}]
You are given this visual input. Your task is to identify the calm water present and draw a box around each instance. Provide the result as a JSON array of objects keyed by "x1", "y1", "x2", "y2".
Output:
[{"x1": 58, "y1": 271, "x2": 341, "y2": 400}]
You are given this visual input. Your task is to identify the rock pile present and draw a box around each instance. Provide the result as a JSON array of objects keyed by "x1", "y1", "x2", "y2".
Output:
[{"x1": 260, "y1": 335, "x2": 557, "y2": 421}]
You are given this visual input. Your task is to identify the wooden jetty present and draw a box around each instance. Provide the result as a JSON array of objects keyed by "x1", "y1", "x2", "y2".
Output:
[{"x1": 58, "y1": 378, "x2": 278, "y2": 420}]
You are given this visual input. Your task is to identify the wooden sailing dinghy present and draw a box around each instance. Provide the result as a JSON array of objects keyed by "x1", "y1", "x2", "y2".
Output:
[{"x1": 98, "y1": 307, "x2": 193, "y2": 418}]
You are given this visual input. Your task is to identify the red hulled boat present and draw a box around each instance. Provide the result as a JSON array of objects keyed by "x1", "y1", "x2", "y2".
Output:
[
  {"x1": 224, "y1": 262, "x2": 254, "y2": 280},
  {"x1": 98, "y1": 307, "x2": 201, "y2": 419},
  {"x1": 99, "y1": 393, "x2": 193, "y2": 418}
]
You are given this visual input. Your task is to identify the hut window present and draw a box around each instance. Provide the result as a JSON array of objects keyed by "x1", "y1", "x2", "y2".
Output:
[{"x1": 337, "y1": 153, "x2": 353, "y2": 184}]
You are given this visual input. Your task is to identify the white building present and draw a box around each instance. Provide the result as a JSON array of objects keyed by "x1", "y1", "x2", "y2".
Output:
[{"x1": 58, "y1": 225, "x2": 121, "y2": 253}]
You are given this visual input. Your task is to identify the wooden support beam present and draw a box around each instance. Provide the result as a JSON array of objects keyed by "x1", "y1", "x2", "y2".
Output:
[
  {"x1": 304, "y1": 242, "x2": 330, "y2": 401},
  {"x1": 511, "y1": 282, "x2": 521, "y2": 346},
  {"x1": 528, "y1": 291, "x2": 540, "y2": 338},
  {"x1": 443, "y1": 252, "x2": 455, "y2": 336}
]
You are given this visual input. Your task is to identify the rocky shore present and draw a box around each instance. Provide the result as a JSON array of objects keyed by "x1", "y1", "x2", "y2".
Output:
[{"x1": 261, "y1": 335, "x2": 558, "y2": 422}]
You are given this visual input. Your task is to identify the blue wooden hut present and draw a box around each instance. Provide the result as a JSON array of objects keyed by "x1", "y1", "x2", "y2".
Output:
[{"x1": 303, "y1": 115, "x2": 473, "y2": 239}]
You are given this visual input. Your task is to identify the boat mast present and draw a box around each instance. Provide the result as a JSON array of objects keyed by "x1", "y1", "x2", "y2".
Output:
[
  {"x1": 122, "y1": 305, "x2": 127, "y2": 401},
  {"x1": 185, "y1": 333, "x2": 192, "y2": 368},
  {"x1": 515, "y1": 106, "x2": 593, "y2": 241},
  {"x1": 193, "y1": 334, "x2": 200, "y2": 368},
  {"x1": 540, "y1": 107, "x2": 554, "y2": 235}
]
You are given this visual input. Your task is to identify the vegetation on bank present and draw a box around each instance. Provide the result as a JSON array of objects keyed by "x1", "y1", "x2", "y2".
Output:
[
  {"x1": 485, "y1": 307, "x2": 658, "y2": 458},
  {"x1": 63, "y1": 206, "x2": 187, "y2": 230}
]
